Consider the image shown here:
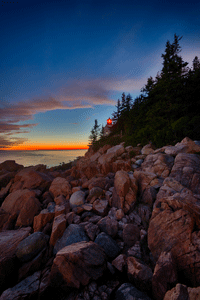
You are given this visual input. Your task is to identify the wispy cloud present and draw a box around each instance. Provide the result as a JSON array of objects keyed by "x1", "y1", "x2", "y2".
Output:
[{"x1": 0, "y1": 135, "x2": 28, "y2": 149}]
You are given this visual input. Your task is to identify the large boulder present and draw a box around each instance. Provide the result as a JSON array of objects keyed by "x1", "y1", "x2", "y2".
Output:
[
  {"x1": 165, "y1": 137, "x2": 200, "y2": 156},
  {"x1": 141, "y1": 143, "x2": 154, "y2": 155},
  {"x1": 0, "y1": 227, "x2": 31, "y2": 293},
  {"x1": 49, "y1": 177, "x2": 71, "y2": 198},
  {"x1": 141, "y1": 153, "x2": 174, "y2": 178},
  {"x1": 16, "y1": 232, "x2": 49, "y2": 263},
  {"x1": 54, "y1": 224, "x2": 89, "y2": 254},
  {"x1": 10, "y1": 168, "x2": 52, "y2": 192},
  {"x1": 1, "y1": 189, "x2": 41, "y2": 227},
  {"x1": 95, "y1": 232, "x2": 120, "y2": 259},
  {"x1": 169, "y1": 153, "x2": 200, "y2": 194},
  {"x1": 69, "y1": 190, "x2": 86, "y2": 208},
  {"x1": 50, "y1": 241, "x2": 106, "y2": 289}
]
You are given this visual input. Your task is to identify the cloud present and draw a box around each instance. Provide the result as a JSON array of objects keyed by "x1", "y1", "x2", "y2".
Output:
[
  {"x1": 0, "y1": 123, "x2": 38, "y2": 133},
  {"x1": 0, "y1": 135, "x2": 28, "y2": 149}
]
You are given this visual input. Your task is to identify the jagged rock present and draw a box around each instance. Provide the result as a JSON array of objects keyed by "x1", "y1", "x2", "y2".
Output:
[
  {"x1": 127, "y1": 256, "x2": 153, "y2": 293},
  {"x1": 50, "y1": 214, "x2": 66, "y2": 246},
  {"x1": 50, "y1": 241, "x2": 106, "y2": 289},
  {"x1": 54, "y1": 224, "x2": 89, "y2": 254},
  {"x1": 95, "y1": 232, "x2": 120, "y2": 259},
  {"x1": 49, "y1": 177, "x2": 71, "y2": 197},
  {"x1": 83, "y1": 222, "x2": 100, "y2": 241},
  {"x1": 33, "y1": 202, "x2": 55, "y2": 232},
  {"x1": 148, "y1": 192, "x2": 200, "y2": 286},
  {"x1": 152, "y1": 251, "x2": 178, "y2": 300},
  {"x1": 115, "y1": 282, "x2": 152, "y2": 300},
  {"x1": 112, "y1": 254, "x2": 127, "y2": 272},
  {"x1": 69, "y1": 190, "x2": 86, "y2": 208}
]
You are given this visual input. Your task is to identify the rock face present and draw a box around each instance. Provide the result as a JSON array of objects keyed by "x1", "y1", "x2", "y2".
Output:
[
  {"x1": 50, "y1": 241, "x2": 106, "y2": 289},
  {"x1": 148, "y1": 152, "x2": 200, "y2": 287}
]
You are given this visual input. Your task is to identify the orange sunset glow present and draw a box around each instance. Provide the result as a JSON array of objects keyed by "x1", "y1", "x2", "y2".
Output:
[{"x1": 0, "y1": 143, "x2": 89, "y2": 151}]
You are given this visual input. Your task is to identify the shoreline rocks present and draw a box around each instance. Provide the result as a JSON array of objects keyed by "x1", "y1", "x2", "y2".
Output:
[{"x1": 0, "y1": 137, "x2": 200, "y2": 299}]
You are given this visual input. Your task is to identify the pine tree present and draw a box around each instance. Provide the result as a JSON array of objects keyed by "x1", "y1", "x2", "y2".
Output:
[
  {"x1": 193, "y1": 56, "x2": 200, "y2": 71},
  {"x1": 88, "y1": 119, "x2": 100, "y2": 146},
  {"x1": 112, "y1": 99, "x2": 121, "y2": 122}
]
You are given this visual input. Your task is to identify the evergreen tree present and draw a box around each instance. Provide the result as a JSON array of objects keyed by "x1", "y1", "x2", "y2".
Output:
[
  {"x1": 193, "y1": 56, "x2": 200, "y2": 70},
  {"x1": 88, "y1": 119, "x2": 100, "y2": 146},
  {"x1": 112, "y1": 99, "x2": 121, "y2": 122},
  {"x1": 124, "y1": 93, "x2": 133, "y2": 112}
]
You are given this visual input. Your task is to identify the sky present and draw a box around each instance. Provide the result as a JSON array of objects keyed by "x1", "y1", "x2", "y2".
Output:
[{"x1": 0, "y1": 0, "x2": 200, "y2": 150}]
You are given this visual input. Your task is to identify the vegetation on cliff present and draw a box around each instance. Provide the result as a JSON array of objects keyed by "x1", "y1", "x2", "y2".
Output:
[{"x1": 88, "y1": 34, "x2": 200, "y2": 151}]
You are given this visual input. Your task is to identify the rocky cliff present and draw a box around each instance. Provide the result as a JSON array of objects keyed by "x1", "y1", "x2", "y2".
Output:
[{"x1": 0, "y1": 137, "x2": 200, "y2": 300}]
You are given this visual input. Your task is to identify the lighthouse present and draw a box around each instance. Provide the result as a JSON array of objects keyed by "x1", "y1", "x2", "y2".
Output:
[{"x1": 103, "y1": 117, "x2": 113, "y2": 136}]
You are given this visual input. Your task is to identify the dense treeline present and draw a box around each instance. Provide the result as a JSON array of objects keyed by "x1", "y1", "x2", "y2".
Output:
[{"x1": 89, "y1": 34, "x2": 200, "y2": 149}]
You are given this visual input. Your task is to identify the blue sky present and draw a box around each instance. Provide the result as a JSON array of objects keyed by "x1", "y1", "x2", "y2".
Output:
[{"x1": 0, "y1": 0, "x2": 200, "y2": 149}]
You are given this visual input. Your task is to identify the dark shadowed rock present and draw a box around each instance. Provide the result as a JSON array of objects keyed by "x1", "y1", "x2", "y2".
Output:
[
  {"x1": 0, "y1": 160, "x2": 23, "y2": 172},
  {"x1": 115, "y1": 282, "x2": 152, "y2": 300},
  {"x1": 54, "y1": 224, "x2": 89, "y2": 254},
  {"x1": 127, "y1": 256, "x2": 153, "y2": 293},
  {"x1": 95, "y1": 232, "x2": 120, "y2": 259},
  {"x1": 152, "y1": 251, "x2": 177, "y2": 300},
  {"x1": 97, "y1": 216, "x2": 118, "y2": 238},
  {"x1": 16, "y1": 232, "x2": 49, "y2": 263},
  {"x1": 123, "y1": 224, "x2": 140, "y2": 247},
  {"x1": 0, "y1": 227, "x2": 31, "y2": 293},
  {"x1": 0, "y1": 271, "x2": 41, "y2": 300}
]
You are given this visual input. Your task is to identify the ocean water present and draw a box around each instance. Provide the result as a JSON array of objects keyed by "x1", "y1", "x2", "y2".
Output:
[{"x1": 0, "y1": 149, "x2": 88, "y2": 168}]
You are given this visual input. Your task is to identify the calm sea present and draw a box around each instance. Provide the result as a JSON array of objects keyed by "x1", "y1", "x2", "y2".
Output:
[{"x1": 0, "y1": 149, "x2": 88, "y2": 168}]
